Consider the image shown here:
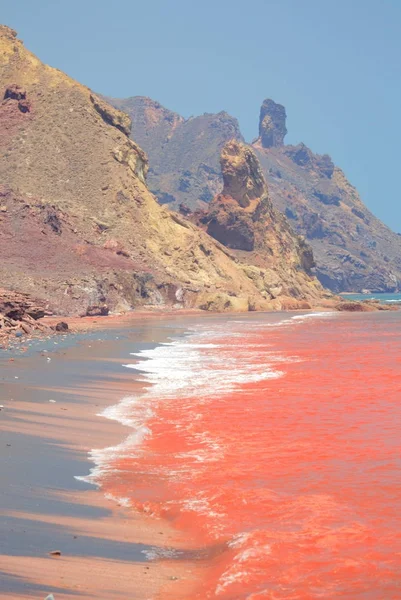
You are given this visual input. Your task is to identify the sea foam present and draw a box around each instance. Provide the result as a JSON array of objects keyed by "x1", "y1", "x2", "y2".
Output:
[{"x1": 77, "y1": 311, "x2": 334, "y2": 497}]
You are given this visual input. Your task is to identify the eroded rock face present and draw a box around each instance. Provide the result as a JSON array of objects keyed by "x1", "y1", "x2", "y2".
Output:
[
  {"x1": 0, "y1": 289, "x2": 45, "y2": 320},
  {"x1": 105, "y1": 96, "x2": 244, "y2": 210},
  {"x1": 193, "y1": 141, "x2": 324, "y2": 306},
  {"x1": 3, "y1": 84, "x2": 31, "y2": 113},
  {"x1": 107, "y1": 93, "x2": 401, "y2": 292},
  {"x1": 254, "y1": 135, "x2": 401, "y2": 292},
  {"x1": 283, "y1": 144, "x2": 334, "y2": 178},
  {"x1": 220, "y1": 140, "x2": 268, "y2": 207},
  {"x1": 90, "y1": 94, "x2": 132, "y2": 137},
  {"x1": 259, "y1": 99, "x2": 287, "y2": 148},
  {"x1": 0, "y1": 27, "x2": 330, "y2": 313},
  {"x1": 206, "y1": 208, "x2": 256, "y2": 251},
  {"x1": 112, "y1": 139, "x2": 148, "y2": 183},
  {"x1": 0, "y1": 288, "x2": 50, "y2": 346},
  {"x1": 203, "y1": 140, "x2": 271, "y2": 250}
]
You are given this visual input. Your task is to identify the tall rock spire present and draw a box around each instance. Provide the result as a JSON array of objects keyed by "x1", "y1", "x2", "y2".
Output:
[{"x1": 259, "y1": 99, "x2": 287, "y2": 148}]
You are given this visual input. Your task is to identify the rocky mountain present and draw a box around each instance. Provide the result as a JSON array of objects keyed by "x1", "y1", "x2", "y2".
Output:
[
  {"x1": 107, "y1": 96, "x2": 244, "y2": 209},
  {"x1": 0, "y1": 25, "x2": 327, "y2": 314},
  {"x1": 108, "y1": 95, "x2": 401, "y2": 292},
  {"x1": 192, "y1": 140, "x2": 320, "y2": 309},
  {"x1": 253, "y1": 101, "x2": 401, "y2": 292}
]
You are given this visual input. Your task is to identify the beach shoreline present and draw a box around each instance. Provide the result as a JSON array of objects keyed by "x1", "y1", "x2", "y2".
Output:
[
  {"x1": 2, "y1": 293, "x2": 399, "y2": 354},
  {"x1": 3, "y1": 308, "x2": 401, "y2": 599},
  {"x1": 0, "y1": 318, "x2": 209, "y2": 599}
]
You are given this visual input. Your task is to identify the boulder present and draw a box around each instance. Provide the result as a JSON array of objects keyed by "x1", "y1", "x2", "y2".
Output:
[
  {"x1": 336, "y1": 301, "x2": 373, "y2": 312},
  {"x1": 85, "y1": 305, "x2": 109, "y2": 317},
  {"x1": 4, "y1": 84, "x2": 26, "y2": 101}
]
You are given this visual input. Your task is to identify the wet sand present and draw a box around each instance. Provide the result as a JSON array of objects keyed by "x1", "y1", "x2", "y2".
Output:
[{"x1": 0, "y1": 317, "x2": 209, "y2": 599}]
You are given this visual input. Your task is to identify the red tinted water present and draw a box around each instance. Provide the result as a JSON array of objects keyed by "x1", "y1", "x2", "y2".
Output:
[{"x1": 95, "y1": 311, "x2": 401, "y2": 598}]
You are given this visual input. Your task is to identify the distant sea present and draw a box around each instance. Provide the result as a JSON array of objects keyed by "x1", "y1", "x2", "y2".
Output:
[{"x1": 341, "y1": 292, "x2": 401, "y2": 303}]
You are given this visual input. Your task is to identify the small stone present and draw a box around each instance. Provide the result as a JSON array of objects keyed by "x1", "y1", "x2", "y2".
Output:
[
  {"x1": 0, "y1": 206, "x2": 7, "y2": 212},
  {"x1": 18, "y1": 99, "x2": 31, "y2": 113},
  {"x1": 49, "y1": 550, "x2": 61, "y2": 556}
]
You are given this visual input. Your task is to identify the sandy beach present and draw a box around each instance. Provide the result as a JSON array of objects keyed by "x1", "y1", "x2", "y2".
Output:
[
  {"x1": 0, "y1": 315, "x2": 210, "y2": 599},
  {"x1": 3, "y1": 305, "x2": 401, "y2": 600}
]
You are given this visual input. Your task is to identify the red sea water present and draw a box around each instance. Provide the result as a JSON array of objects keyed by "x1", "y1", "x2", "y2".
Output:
[{"x1": 85, "y1": 310, "x2": 401, "y2": 599}]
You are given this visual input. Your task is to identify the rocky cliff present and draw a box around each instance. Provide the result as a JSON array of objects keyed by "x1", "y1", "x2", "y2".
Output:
[
  {"x1": 192, "y1": 141, "x2": 322, "y2": 309},
  {"x1": 253, "y1": 100, "x2": 401, "y2": 292},
  {"x1": 107, "y1": 95, "x2": 244, "y2": 209},
  {"x1": 0, "y1": 26, "x2": 325, "y2": 314},
  {"x1": 109, "y1": 94, "x2": 401, "y2": 292}
]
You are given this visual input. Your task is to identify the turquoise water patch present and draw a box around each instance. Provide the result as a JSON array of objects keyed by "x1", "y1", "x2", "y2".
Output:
[{"x1": 340, "y1": 293, "x2": 401, "y2": 303}]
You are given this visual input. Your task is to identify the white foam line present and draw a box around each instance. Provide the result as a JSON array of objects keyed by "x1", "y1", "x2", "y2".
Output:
[
  {"x1": 291, "y1": 311, "x2": 336, "y2": 321},
  {"x1": 76, "y1": 312, "x2": 324, "y2": 503}
]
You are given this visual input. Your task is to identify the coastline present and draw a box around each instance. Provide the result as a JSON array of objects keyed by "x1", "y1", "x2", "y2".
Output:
[
  {"x1": 0, "y1": 318, "x2": 207, "y2": 599},
  {"x1": 3, "y1": 308, "x2": 401, "y2": 599},
  {"x1": 2, "y1": 294, "x2": 398, "y2": 354}
]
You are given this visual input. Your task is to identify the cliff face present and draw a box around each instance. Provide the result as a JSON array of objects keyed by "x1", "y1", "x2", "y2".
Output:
[
  {"x1": 253, "y1": 100, "x2": 401, "y2": 292},
  {"x1": 106, "y1": 95, "x2": 244, "y2": 209},
  {"x1": 0, "y1": 26, "x2": 325, "y2": 314},
  {"x1": 193, "y1": 141, "x2": 324, "y2": 309},
  {"x1": 111, "y1": 94, "x2": 401, "y2": 292}
]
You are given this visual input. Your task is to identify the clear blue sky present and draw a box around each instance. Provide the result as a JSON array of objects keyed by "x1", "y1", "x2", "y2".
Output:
[{"x1": 3, "y1": 0, "x2": 401, "y2": 230}]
